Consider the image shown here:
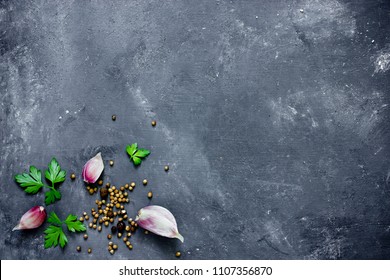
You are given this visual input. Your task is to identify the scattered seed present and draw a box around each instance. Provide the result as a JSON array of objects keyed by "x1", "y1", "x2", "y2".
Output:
[
  {"x1": 142, "y1": 179, "x2": 148, "y2": 185},
  {"x1": 107, "y1": 234, "x2": 112, "y2": 240},
  {"x1": 164, "y1": 165, "x2": 169, "y2": 172},
  {"x1": 117, "y1": 221, "x2": 125, "y2": 232},
  {"x1": 144, "y1": 230, "x2": 149, "y2": 235},
  {"x1": 98, "y1": 180, "x2": 103, "y2": 186},
  {"x1": 110, "y1": 249, "x2": 115, "y2": 255},
  {"x1": 83, "y1": 234, "x2": 88, "y2": 240},
  {"x1": 70, "y1": 173, "x2": 76, "y2": 180},
  {"x1": 93, "y1": 224, "x2": 97, "y2": 229},
  {"x1": 89, "y1": 223, "x2": 93, "y2": 228},
  {"x1": 109, "y1": 160, "x2": 114, "y2": 166},
  {"x1": 85, "y1": 215, "x2": 89, "y2": 220},
  {"x1": 76, "y1": 246, "x2": 81, "y2": 252},
  {"x1": 98, "y1": 226, "x2": 102, "y2": 232},
  {"x1": 147, "y1": 191, "x2": 153, "y2": 199},
  {"x1": 118, "y1": 233, "x2": 122, "y2": 238},
  {"x1": 111, "y1": 226, "x2": 117, "y2": 234},
  {"x1": 88, "y1": 248, "x2": 92, "y2": 254},
  {"x1": 79, "y1": 217, "x2": 84, "y2": 222},
  {"x1": 130, "y1": 182, "x2": 136, "y2": 188},
  {"x1": 128, "y1": 245, "x2": 133, "y2": 250},
  {"x1": 83, "y1": 212, "x2": 87, "y2": 216},
  {"x1": 112, "y1": 115, "x2": 116, "y2": 121},
  {"x1": 113, "y1": 244, "x2": 118, "y2": 250},
  {"x1": 151, "y1": 120, "x2": 157, "y2": 126},
  {"x1": 175, "y1": 251, "x2": 181, "y2": 258}
]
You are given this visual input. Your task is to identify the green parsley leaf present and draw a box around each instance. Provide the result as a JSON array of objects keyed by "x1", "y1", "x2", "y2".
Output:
[
  {"x1": 126, "y1": 143, "x2": 138, "y2": 156},
  {"x1": 45, "y1": 158, "x2": 66, "y2": 185},
  {"x1": 14, "y1": 166, "x2": 44, "y2": 194},
  {"x1": 134, "y1": 149, "x2": 150, "y2": 158},
  {"x1": 45, "y1": 188, "x2": 61, "y2": 205},
  {"x1": 126, "y1": 143, "x2": 150, "y2": 166},
  {"x1": 64, "y1": 215, "x2": 86, "y2": 232},
  {"x1": 44, "y1": 225, "x2": 63, "y2": 249},
  {"x1": 47, "y1": 212, "x2": 62, "y2": 226},
  {"x1": 45, "y1": 212, "x2": 86, "y2": 249},
  {"x1": 132, "y1": 156, "x2": 142, "y2": 166}
]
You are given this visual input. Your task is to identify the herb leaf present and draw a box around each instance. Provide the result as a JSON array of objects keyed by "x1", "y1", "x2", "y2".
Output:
[
  {"x1": 126, "y1": 143, "x2": 150, "y2": 166},
  {"x1": 45, "y1": 189, "x2": 61, "y2": 205},
  {"x1": 126, "y1": 143, "x2": 138, "y2": 156},
  {"x1": 132, "y1": 157, "x2": 142, "y2": 166},
  {"x1": 64, "y1": 215, "x2": 86, "y2": 232},
  {"x1": 44, "y1": 225, "x2": 63, "y2": 249},
  {"x1": 45, "y1": 158, "x2": 66, "y2": 185},
  {"x1": 45, "y1": 212, "x2": 86, "y2": 249},
  {"x1": 47, "y1": 212, "x2": 62, "y2": 226},
  {"x1": 14, "y1": 166, "x2": 44, "y2": 194},
  {"x1": 134, "y1": 149, "x2": 150, "y2": 158}
]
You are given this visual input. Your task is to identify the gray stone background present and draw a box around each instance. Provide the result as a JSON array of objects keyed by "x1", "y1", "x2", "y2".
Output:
[{"x1": 1, "y1": 0, "x2": 390, "y2": 260}]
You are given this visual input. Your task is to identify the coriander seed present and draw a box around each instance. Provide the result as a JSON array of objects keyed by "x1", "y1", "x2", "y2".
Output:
[
  {"x1": 113, "y1": 244, "x2": 118, "y2": 250},
  {"x1": 83, "y1": 234, "x2": 88, "y2": 240},
  {"x1": 107, "y1": 234, "x2": 112, "y2": 239},
  {"x1": 98, "y1": 180, "x2": 103, "y2": 186},
  {"x1": 175, "y1": 251, "x2": 181, "y2": 258},
  {"x1": 142, "y1": 179, "x2": 148, "y2": 185},
  {"x1": 147, "y1": 191, "x2": 153, "y2": 199},
  {"x1": 70, "y1": 173, "x2": 76, "y2": 180},
  {"x1": 151, "y1": 120, "x2": 156, "y2": 126},
  {"x1": 164, "y1": 165, "x2": 169, "y2": 172},
  {"x1": 112, "y1": 115, "x2": 116, "y2": 121},
  {"x1": 130, "y1": 182, "x2": 136, "y2": 188},
  {"x1": 88, "y1": 248, "x2": 92, "y2": 254},
  {"x1": 109, "y1": 160, "x2": 114, "y2": 166},
  {"x1": 76, "y1": 246, "x2": 81, "y2": 252}
]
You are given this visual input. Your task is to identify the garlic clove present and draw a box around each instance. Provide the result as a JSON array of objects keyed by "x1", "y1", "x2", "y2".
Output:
[
  {"x1": 82, "y1": 152, "x2": 104, "y2": 184},
  {"x1": 13, "y1": 206, "x2": 47, "y2": 231},
  {"x1": 135, "y1": 205, "x2": 184, "y2": 242}
]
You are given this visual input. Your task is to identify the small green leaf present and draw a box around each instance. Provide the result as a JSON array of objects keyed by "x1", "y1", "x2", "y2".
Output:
[
  {"x1": 44, "y1": 225, "x2": 62, "y2": 249},
  {"x1": 14, "y1": 166, "x2": 44, "y2": 194},
  {"x1": 134, "y1": 149, "x2": 150, "y2": 158},
  {"x1": 64, "y1": 215, "x2": 86, "y2": 233},
  {"x1": 47, "y1": 212, "x2": 62, "y2": 226},
  {"x1": 59, "y1": 231, "x2": 68, "y2": 248},
  {"x1": 132, "y1": 157, "x2": 142, "y2": 166},
  {"x1": 45, "y1": 189, "x2": 61, "y2": 205},
  {"x1": 45, "y1": 158, "x2": 66, "y2": 185},
  {"x1": 126, "y1": 143, "x2": 138, "y2": 157}
]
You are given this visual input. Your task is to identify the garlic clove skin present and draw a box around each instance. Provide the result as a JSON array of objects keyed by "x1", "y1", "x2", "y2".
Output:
[
  {"x1": 135, "y1": 205, "x2": 184, "y2": 242},
  {"x1": 82, "y1": 152, "x2": 104, "y2": 184},
  {"x1": 13, "y1": 206, "x2": 47, "y2": 231}
]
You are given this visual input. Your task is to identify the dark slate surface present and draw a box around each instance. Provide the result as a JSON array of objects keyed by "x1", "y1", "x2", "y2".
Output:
[{"x1": 1, "y1": 0, "x2": 390, "y2": 260}]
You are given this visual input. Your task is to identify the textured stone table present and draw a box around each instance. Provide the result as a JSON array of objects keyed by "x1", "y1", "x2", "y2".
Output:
[{"x1": 1, "y1": 0, "x2": 389, "y2": 259}]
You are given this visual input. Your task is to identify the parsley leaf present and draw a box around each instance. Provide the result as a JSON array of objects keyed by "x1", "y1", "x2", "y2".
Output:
[
  {"x1": 44, "y1": 225, "x2": 63, "y2": 249},
  {"x1": 126, "y1": 143, "x2": 150, "y2": 166},
  {"x1": 135, "y1": 149, "x2": 151, "y2": 158},
  {"x1": 64, "y1": 215, "x2": 86, "y2": 232},
  {"x1": 14, "y1": 166, "x2": 44, "y2": 194},
  {"x1": 45, "y1": 158, "x2": 66, "y2": 185},
  {"x1": 14, "y1": 158, "x2": 67, "y2": 205},
  {"x1": 47, "y1": 212, "x2": 62, "y2": 226},
  {"x1": 44, "y1": 212, "x2": 86, "y2": 249},
  {"x1": 45, "y1": 188, "x2": 61, "y2": 205},
  {"x1": 126, "y1": 143, "x2": 138, "y2": 156}
]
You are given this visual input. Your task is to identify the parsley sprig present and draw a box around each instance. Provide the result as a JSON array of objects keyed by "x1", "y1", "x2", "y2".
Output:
[
  {"x1": 15, "y1": 158, "x2": 66, "y2": 205},
  {"x1": 44, "y1": 212, "x2": 86, "y2": 249},
  {"x1": 126, "y1": 143, "x2": 150, "y2": 166}
]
